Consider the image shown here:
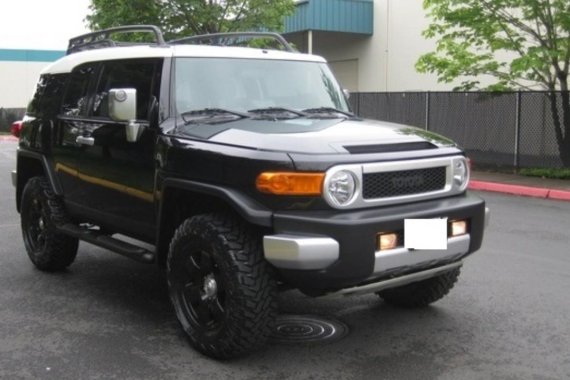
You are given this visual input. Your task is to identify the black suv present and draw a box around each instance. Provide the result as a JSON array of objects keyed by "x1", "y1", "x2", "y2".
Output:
[{"x1": 13, "y1": 26, "x2": 488, "y2": 359}]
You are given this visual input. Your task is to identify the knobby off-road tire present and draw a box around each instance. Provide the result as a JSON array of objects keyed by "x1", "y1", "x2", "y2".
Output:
[
  {"x1": 167, "y1": 213, "x2": 278, "y2": 359},
  {"x1": 20, "y1": 177, "x2": 79, "y2": 271},
  {"x1": 377, "y1": 268, "x2": 461, "y2": 308}
]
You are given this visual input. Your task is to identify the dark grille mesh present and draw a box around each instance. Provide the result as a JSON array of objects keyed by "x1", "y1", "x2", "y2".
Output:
[{"x1": 363, "y1": 167, "x2": 447, "y2": 199}]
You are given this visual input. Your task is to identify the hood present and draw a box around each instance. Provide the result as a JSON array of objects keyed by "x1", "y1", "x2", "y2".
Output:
[{"x1": 172, "y1": 117, "x2": 456, "y2": 154}]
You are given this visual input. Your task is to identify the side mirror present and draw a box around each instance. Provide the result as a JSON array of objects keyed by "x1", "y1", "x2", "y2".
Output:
[
  {"x1": 109, "y1": 88, "x2": 136, "y2": 121},
  {"x1": 343, "y1": 89, "x2": 351, "y2": 100},
  {"x1": 108, "y1": 88, "x2": 141, "y2": 143}
]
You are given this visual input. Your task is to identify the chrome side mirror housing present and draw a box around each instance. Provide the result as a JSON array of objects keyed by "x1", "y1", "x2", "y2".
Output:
[{"x1": 108, "y1": 88, "x2": 141, "y2": 143}]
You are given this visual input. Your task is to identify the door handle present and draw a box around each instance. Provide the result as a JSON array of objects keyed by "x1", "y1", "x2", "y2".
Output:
[{"x1": 76, "y1": 136, "x2": 95, "y2": 146}]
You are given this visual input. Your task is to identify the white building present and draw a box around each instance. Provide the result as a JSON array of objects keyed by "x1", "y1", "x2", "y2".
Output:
[
  {"x1": 0, "y1": 0, "x2": 90, "y2": 109},
  {"x1": 284, "y1": 0, "x2": 476, "y2": 92}
]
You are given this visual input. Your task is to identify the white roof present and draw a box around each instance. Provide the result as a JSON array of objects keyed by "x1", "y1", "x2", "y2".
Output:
[{"x1": 41, "y1": 44, "x2": 327, "y2": 74}]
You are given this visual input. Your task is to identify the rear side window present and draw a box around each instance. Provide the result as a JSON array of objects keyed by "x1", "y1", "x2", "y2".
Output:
[
  {"x1": 27, "y1": 74, "x2": 68, "y2": 117},
  {"x1": 40, "y1": 75, "x2": 67, "y2": 118},
  {"x1": 93, "y1": 59, "x2": 161, "y2": 120},
  {"x1": 27, "y1": 75, "x2": 47, "y2": 116},
  {"x1": 61, "y1": 64, "x2": 97, "y2": 117}
]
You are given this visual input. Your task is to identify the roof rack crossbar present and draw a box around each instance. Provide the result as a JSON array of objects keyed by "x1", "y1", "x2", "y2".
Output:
[
  {"x1": 169, "y1": 32, "x2": 295, "y2": 52},
  {"x1": 67, "y1": 25, "x2": 166, "y2": 55}
]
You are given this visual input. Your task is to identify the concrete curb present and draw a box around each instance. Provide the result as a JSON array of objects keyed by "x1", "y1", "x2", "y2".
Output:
[
  {"x1": 469, "y1": 180, "x2": 570, "y2": 201},
  {"x1": 0, "y1": 136, "x2": 18, "y2": 142}
]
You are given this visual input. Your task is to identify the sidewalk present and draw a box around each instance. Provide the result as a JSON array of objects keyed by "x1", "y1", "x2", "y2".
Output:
[{"x1": 470, "y1": 171, "x2": 570, "y2": 201}]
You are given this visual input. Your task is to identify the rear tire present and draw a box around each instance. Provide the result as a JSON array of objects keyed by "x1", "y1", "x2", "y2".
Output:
[
  {"x1": 377, "y1": 268, "x2": 461, "y2": 308},
  {"x1": 20, "y1": 177, "x2": 79, "y2": 271},
  {"x1": 167, "y1": 213, "x2": 277, "y2": 359}
]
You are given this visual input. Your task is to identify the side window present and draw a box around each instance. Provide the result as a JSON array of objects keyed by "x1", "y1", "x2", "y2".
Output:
[
  {"x1": 27, "y1": 74, "x2": 69, "y2": 118},
  {"x1": 93, "y1": 59, "x2": 160, "y2": 120},
  {"x1": 27, "y1": 75, "x2": 47, "y2": 116},
  {"x1": 41, "y1": 74, "x2": 67, "y2": 118},
  {"x1": 61, "y1": 64, "x2": 96, "y2": 117}
]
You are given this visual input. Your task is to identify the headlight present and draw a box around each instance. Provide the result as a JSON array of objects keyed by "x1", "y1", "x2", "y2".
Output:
[
  {"x1": 453, "y1": 158, "x2": 469, "y2": 190},
  {"x1": 325, "y1": 170, "x2": 357, "y2": 206}
]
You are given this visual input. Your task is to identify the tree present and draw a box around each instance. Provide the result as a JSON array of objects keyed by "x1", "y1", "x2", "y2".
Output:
[
  {"x1": 416, "y1": 0, "x2": 570, "y2": 166},
  {"x1": 86, "y1": 0, "x2": 295, "y2": 40}
]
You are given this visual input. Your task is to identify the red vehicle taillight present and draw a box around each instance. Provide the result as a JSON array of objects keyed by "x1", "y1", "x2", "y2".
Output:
[{"x1": 10, "y1": 120, "x2": 23, "y2": 138}]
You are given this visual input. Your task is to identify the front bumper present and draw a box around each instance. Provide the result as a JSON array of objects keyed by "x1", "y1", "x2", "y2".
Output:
[{"x1": 264, "y1": 193, "x2": 487, "y2": 293}]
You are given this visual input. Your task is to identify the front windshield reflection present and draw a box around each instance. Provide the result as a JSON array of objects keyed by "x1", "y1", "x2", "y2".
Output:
[{"x1": 174, "y1": 58, "x2": 350, "y2": 115}]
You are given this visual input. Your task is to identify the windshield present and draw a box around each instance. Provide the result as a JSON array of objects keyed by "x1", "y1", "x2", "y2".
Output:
[{"x1": 174, "y1": 58, "x2": 350, "y2": 115}]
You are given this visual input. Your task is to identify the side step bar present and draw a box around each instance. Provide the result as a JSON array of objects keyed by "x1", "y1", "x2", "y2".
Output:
[{"x1": 58, "y1": 224, "x2": 155, "y2": 264}]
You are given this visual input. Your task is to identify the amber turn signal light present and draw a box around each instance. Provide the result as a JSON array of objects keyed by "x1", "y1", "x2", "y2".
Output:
[{"x1": 256, "y1": 172, "x2": 324, "y2": 195}]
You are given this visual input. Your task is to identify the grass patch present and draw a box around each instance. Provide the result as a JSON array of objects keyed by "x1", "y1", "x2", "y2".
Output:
[{"x1": 519, "y1": 168, "x2": 570, "y2": 180}]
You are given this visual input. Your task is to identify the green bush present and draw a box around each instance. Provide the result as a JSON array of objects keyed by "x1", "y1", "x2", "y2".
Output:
[{"x1": 519, "y1": 168, "x2": 570, "y2": 180}]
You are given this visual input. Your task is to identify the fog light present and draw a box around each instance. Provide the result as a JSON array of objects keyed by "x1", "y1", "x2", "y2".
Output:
[
  {"x1": 450, "y1": 220, "x2": 468, "y2": 237},
  {"x1": 378, "y1": 233, "x2": 399, "y2": 251}
]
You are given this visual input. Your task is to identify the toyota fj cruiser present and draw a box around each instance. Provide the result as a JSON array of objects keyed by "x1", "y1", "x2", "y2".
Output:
[{"x1": 13, "y1": 26, "x2": 489, "y2": 359}]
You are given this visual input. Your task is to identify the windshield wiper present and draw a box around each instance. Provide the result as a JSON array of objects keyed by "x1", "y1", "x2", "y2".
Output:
[
  {"x1": 248, "y1": 107, "x2": 309, "y2": 119},
  {"x1": 181, "y1": 108, "x2": 250, "y2": 124},
  {"x1": 302, "y1": 107, "x2": 355, "y2": 118}
]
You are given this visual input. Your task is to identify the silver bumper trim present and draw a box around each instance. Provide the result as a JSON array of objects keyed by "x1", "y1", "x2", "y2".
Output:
[
  {"x1": 373, "y1": 234, "x2": 470, "y2": 274},
  {"x1": 485, "y1": 207, "x2": 491, "y2": 229},
  {"x1": 332, "y1": 261, "x2": 463, "y2": 297},
  {"x1": 263, "y1": 235, "x2": 339, "y2": 270},
  {"x1": 11, "y1": 170, "x2": 17, "y2": 187}
]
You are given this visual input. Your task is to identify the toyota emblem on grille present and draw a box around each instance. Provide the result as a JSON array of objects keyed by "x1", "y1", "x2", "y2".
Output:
[{"x1": 391, "y1": 175, "x2": 425, "y2": 189}]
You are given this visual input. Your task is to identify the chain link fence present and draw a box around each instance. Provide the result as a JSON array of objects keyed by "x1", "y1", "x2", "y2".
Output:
[{"x1": 350, "y1": 92, "x2": 570, "y2": 169}]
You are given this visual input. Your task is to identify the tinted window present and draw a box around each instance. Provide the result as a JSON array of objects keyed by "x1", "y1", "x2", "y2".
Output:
[
  {"x1": 62, "y1": 64, "x2": 97, "y2": 116},
  {"x1": 27, "y1": 75, "x2": 47, "y2": 116},
  {"x1": 27, "y1": 74, "x2": 69, "y2": 118},
  {"x1": 41, "y1": 74, "x2": 67, "y2": 118},
  {"x1": 93, "y1": 59, "x2": 160, "y2": 120}
]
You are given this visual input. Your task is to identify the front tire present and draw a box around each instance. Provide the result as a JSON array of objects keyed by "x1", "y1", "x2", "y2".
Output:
[
  {"x1": 377, "y1": 268, "x2": 461, "y2": 308},
  {"x1": 20, "y1": 177, "x2": 79, "y2": 271},
  {"x1": 167, "y1": 213, "x2": 277, "y2": 359}
]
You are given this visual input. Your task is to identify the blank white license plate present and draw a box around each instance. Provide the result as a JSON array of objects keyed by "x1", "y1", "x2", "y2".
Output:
[{"x1": 404, "y1": 219, "x2": 448, "y2": 250}]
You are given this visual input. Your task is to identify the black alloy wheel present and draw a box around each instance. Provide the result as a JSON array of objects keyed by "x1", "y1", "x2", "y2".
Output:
[
  {"x1": 176, "y1": 247, "x2": 226, "y2": 333},
  {"x1": 167, "y1": 213, "x2": 277, "y2": 359},
  {"x1": 20, "y1": 177, "x2": 78, "y2": 271}
]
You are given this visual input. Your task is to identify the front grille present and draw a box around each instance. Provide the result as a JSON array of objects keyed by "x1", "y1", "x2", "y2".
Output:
[{"x1": 362, "y1": 167, "x2": 446, "y2": 199}]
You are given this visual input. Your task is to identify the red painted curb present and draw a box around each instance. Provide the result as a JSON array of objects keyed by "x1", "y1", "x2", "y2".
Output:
[
  {"x1": 0, "y1": 136, "x2": 18, "y2": 142},
  {"x1": 469, "y1": 180, "x2": 549, "y2": 198},
  {"x1": 548, "y1": 189, "x2": 570, "y2": 201},
  {"x1": 469, "y1": 180, "x2": 570, "y2": 201}
]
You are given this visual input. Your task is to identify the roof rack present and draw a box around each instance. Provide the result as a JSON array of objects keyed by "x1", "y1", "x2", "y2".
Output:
[
  {"x1": 67, "y1": 25, "x2": 167, "y2": 55},
  {"x1": 66, "y1": 26, "x2": 296, "y2": 55},
  {"x1": 169, "y1": 32, "x2": 296, "y2": 52}
]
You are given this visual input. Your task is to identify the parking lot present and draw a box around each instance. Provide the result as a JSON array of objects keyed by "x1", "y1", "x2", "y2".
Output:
[{"x1": 1, "y1": 140, "x2": 569, "y2": 380}]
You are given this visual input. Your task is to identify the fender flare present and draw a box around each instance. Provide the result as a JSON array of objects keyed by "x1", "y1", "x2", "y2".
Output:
[
  {"x1": 16, "y1": 150, "x2": 63, "y2": 212},
  {"x1": 154, "y1": 178, "x2": 273, "y2": 265},
  {"x1": 158, "y1": 178, "x2": 273, "y2": 227}
]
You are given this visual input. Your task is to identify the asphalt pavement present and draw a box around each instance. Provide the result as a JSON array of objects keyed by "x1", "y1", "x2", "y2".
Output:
[{"x1": 1, "y1": 140, "x2": 570, "y2": 380}]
